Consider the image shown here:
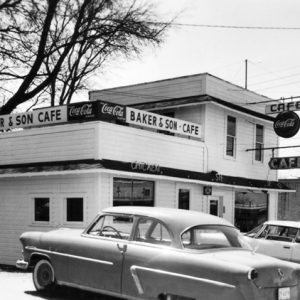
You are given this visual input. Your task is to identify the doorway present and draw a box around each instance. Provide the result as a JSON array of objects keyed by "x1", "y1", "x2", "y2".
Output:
[
  {"x1": 178, "y1": 189, "x2": 190, "y2": 210},
  {"x1": 208, "y1": 196, "x2": 223, "y2": 217}
]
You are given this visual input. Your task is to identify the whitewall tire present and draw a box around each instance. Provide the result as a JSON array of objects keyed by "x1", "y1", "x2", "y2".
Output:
[{"x1": 33, "y1": 259, "x2": 55, "y2": 291}]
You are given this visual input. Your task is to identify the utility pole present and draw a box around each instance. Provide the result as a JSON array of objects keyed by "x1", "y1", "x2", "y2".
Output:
[{"x1": 245, "y1": 59, "x2": 248, "y2": 89}]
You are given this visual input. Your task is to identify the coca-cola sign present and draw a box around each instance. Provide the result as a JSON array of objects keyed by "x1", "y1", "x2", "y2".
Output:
[
  {"x1": 98, "y1": 101, "x2": 126, "y2": 122},
  {"x1": 68, "y1": 102, "x2": 98, "y2": 121},
  {"x1": 273, "y1": 111, "x2": 300, "y2": 138}
]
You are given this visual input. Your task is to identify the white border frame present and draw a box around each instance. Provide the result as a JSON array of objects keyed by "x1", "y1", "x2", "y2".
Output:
[
  {"x1": 224, "y1": 115, "x2": 237, "y2": 160},
  {"x1": 61, "y1": 193, "x2": 87, "y2": 227},
  {"x1": 29, "y1": 193, "x2": 53, "y2": 227},
  {"x1": 253, "y1": 123, "x2": 264, "y2": 164}
]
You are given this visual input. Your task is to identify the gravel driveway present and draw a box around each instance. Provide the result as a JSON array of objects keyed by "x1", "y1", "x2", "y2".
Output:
[{"x1": 0, "y1": 266, "x2": 118, "y2": 300}]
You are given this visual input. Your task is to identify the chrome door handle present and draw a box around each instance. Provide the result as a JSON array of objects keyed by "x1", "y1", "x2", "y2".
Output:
[{"x1": 117, "y1": 243, "x2": 127, "y2": 253}]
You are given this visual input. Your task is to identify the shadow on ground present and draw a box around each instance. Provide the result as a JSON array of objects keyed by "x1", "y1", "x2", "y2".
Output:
[{"x1": 25, "y1": 286, "x2": 117, "y2": 300}]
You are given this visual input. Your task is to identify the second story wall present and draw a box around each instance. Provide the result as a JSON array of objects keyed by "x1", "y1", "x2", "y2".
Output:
[
  {"x1": 204, "y1": 103, "x2": 278, "y2": 181},
  {"x1": 0, "y1": 121, "x2": 206, "y2": 174},
  {"x1": 0, "y1": 123, "x2": 97, "y2": 165},
  {"x1": 98, "y1": 122, "x2": 206, "y2": 172}
]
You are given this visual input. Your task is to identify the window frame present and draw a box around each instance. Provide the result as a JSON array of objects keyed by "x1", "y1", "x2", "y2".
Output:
[
  {"x1": 87, "y1": 213, "x2": 135, "y2": 241},
  {"x1": 254, "y1": 124, "x2": 264, "y2": 163},
  {"x1": 29, "y1": 194, "x2": 53, "y2": 226},
  {"x1": 62, "y1": 194, "x2": 87, "y2": 227},
  {"x1": 132, "y1": 216, "x2": 173, "y2": 247},
  {"x1": 225, "y1": 115, "x2": 237, "y2": 159}
]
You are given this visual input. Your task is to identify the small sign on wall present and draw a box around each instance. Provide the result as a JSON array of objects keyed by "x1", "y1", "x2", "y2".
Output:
[
  {"x1": 203, "y1": 186, "x2": 212, "y2": 195},
  {"x1": 273, "y1": 111, "x2": 300, "y2": 138}
]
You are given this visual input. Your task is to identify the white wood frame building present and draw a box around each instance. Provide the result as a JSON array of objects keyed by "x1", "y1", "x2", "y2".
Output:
[{"x1": 0, "y1": 73, "x2": 291, "y2": 265}]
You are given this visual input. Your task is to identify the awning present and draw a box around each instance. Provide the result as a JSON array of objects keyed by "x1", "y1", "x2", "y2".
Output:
[{"x1": 0, "y1": 159, "x2": 292, "y2": 192}]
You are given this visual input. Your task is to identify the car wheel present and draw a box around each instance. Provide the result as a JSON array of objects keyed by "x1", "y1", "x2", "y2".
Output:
[{"x1": 33, "y1": 259, "x2": 55, "y2": 291}]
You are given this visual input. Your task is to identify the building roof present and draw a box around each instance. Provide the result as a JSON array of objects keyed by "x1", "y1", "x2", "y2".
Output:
[
  {"x1": 89, "y1": 73, "x2": 274, "y2": 118},
  {"x1": 90, "y1": 73, "x2": 272, "y2": 103}
]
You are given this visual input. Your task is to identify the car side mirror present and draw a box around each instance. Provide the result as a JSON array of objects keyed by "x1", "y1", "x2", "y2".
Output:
[{"x1": 295, "y1": 237, "x2": 300, "y2": 243}]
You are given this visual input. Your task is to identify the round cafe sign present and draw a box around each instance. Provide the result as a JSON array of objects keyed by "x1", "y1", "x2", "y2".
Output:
[{"x1": 273, "y1": 111, "x2": 300, "y2": 138}]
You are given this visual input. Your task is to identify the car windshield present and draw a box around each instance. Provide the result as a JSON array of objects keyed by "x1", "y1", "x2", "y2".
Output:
[{"x1": 181, "y1": 225, "x2": 250, "y2": 250}]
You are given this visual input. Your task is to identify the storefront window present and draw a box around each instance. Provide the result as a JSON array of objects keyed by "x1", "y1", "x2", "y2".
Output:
[
  {"x1": 235, "y1": 191, "x2": 268, "y2": 232},
  {"x1": 113, "y1": 178, "x2": 154, "y2": 206}
]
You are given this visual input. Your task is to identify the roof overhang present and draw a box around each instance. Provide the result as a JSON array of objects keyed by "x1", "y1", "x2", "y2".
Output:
[
  {"x1": 130, "y1": 95, "x2": 275, "y2": 123},
  {"x1": 0, "y1": 159, "x2": 292, "y2": 192}
]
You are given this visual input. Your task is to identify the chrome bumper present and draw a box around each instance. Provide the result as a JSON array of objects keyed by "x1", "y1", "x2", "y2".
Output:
[{"x1": 16, "y1": 259, "x2": 29, "y2": 270}]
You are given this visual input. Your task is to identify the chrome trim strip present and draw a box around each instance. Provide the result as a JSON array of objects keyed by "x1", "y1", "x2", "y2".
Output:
[
  {"x1": 130, "y1": 265, "x2": 236, "y2": 289},
  {"x1": 130, "y1": 266, "x2": 144, "y2": 294},
  {"x1": 27, "y1": 247, "x2": 113, "y2": 266}
]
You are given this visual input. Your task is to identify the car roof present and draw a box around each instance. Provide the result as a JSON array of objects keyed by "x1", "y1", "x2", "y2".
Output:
[
  {"x1": 265, "y1": 220, "x2": 300, "y2": 229},
  {"x1": 102, "y1": 206, "x2": 234, "y2": 234}
]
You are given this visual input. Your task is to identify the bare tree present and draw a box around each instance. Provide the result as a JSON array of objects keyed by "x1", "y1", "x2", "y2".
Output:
[{"x1": 0, "y1": 0, "x2": 171, "y2": 114}]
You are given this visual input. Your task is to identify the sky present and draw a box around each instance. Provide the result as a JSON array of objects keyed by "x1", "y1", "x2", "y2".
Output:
[
  {"x1": 92, "y1": 0, "x2": 300, "y2": 178},
  {"x1": 94, "y1": 0, "x2": 300, "y2": 101}
]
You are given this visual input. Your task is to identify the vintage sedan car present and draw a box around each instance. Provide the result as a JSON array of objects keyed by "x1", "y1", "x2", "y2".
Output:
[
  {"x1": 17, "y1": 206, "x2": 300, "y2": 300},
  {"x1": 244, "y1": 220, "x2": 300, "y2": 263}
]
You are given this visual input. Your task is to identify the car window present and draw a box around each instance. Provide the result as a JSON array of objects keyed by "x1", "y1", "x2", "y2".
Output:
[
  {"x1": 245, "y1": 223, "x2": 264, "y2": 237},
  {"x1": 87, "y1": 214, "x2": 134, "y2": 240},
  {"x1": 258, "y1": 225, "x2": 297, "y2": 242},
  {"x1": 181, "y1": 225, "x2": 246, "y2": 250},
  {"x1": 134, "y1": 217, "x2": 172, "y2": 246}
]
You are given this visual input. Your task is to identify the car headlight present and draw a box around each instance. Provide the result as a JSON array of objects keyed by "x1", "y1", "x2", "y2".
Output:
[{"x1": 248, "y1": 269, "x2": 259, "y2": 280}]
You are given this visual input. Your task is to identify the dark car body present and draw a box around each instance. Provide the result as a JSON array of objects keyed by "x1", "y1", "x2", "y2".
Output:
[{"x1": 17, "y1": 206, "x2": 300, "y2": 300}]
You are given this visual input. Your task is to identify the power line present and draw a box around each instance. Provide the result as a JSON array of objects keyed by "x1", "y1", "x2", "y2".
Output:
[
  {"x1": 167, "y1": 22, "x2": 300, "y2": 30},
  {"x1": 247, "y1": 96, "x2": 300, "y2": 105}
]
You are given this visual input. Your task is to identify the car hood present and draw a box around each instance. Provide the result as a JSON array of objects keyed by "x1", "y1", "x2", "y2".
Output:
[{"x1": 200, "y1": 249, "x2": 300, "y2": 288}]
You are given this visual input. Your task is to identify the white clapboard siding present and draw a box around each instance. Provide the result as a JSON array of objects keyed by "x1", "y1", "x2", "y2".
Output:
[
  {"x1": 204, "y1": 103, "x2": 277, "y2": 181},
  {"x1": 0, "y1": 174, "x2": 99, "y2": 265},
  {"x1": 0, "y1": 123, "x2": 97, "y2": 165},
  {"x1": 98, "y1": 122, "x2": 206, "y2": 172},
  {"x1": 90, "y1": 74, "x2": 206, "y2": 105},
  {"x1": 155, "y1": 180, "x2": 177, "y2": 208},
  {"x1": 205, "y1": 75, "x2": 268, "y2": 114}
]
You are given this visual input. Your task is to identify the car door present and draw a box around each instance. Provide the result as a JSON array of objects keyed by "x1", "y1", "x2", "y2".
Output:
[
  {"x1": 121, "y1": 217, "x2": 175, "y2": 299},
  {"x1": 288, "y1": 229, "x2": 300, "y2": 263},
  {"x1": 253, "y1": 224, "x2": 294, "y2": 261},
  {"x1": 66, "y1": 214, "x2": 134, "y2": 293}
]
